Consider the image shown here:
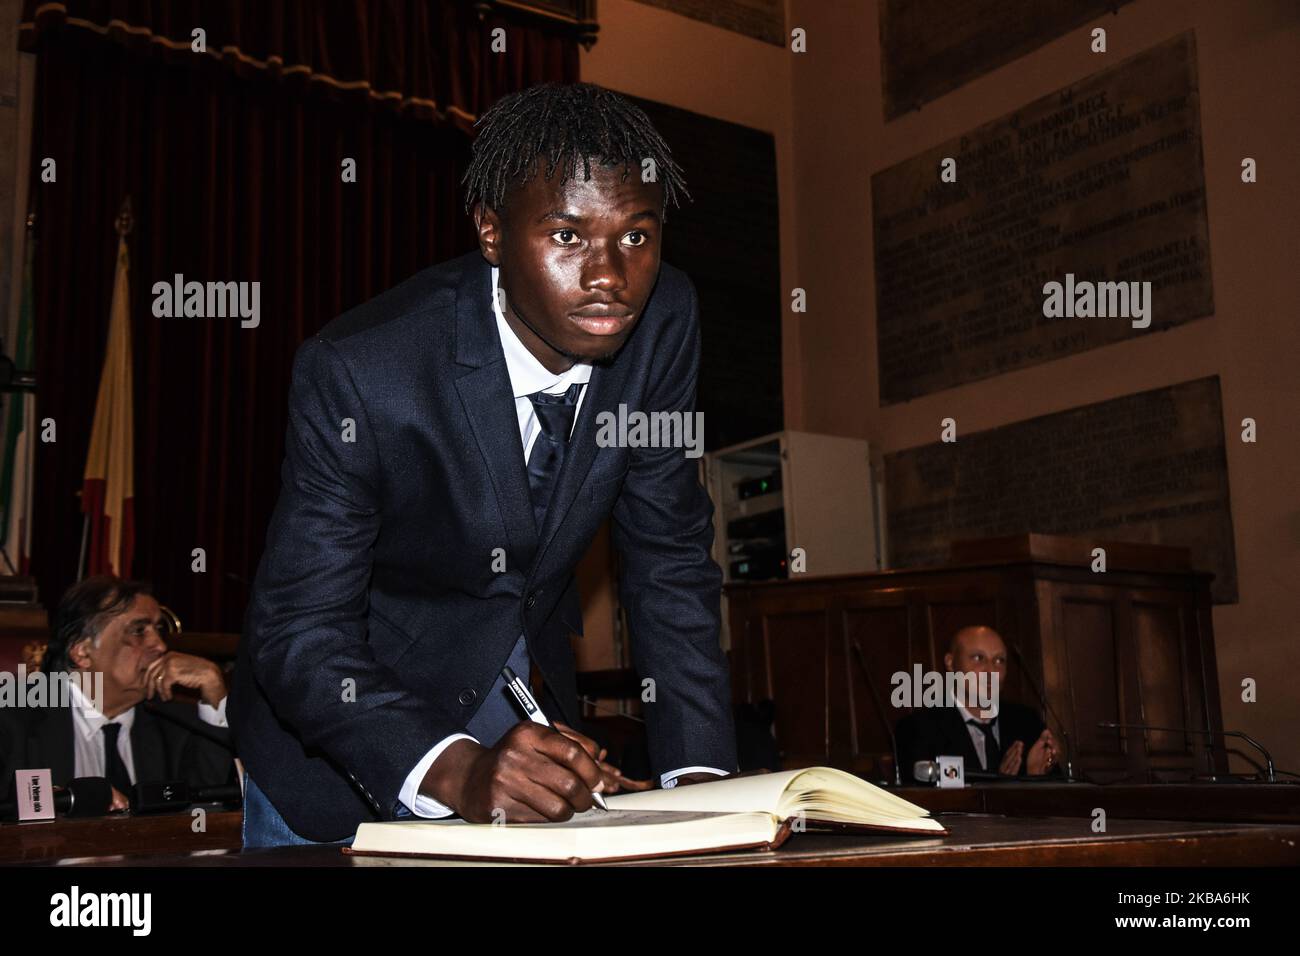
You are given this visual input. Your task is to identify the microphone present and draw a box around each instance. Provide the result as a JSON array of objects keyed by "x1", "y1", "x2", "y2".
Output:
[
  {"x1": 0, "y1": 776, "x2": 113, "y2": 821},
  {"x1": 1005, "y1": 641, "x2": 1079, "y2": 782},
  {"x1": 1097, "y1": 722, "x2": 1285, "y2": 783},
  {"x1": 850, "y1": 640, "x2": 902, "y2": 786},
  {"x1": 911, "y1": 760, "x2": 1001, "y2": 784},
  {"x1": 129, "y1": 781, "x2": 244, "y2": 814}
]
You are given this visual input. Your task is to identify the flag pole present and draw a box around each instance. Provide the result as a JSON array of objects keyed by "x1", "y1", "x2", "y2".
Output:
[{"x1": 79, "y1": 196, "x2": 135, "y2": 582}]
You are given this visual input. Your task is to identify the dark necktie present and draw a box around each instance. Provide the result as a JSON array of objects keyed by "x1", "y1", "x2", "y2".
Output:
[
  {"x1": 101, "y1": 722, "x2": 133, "y2": 794},
  {"x1": 524, "y1": 382, "x2": 585, "y2": 532},
  {"x1": 968, "y1": 718, "x2": 1001, "y2": 771},
  {"x1": 464, "y1": 381, "x2": 585, "y2": 749}
]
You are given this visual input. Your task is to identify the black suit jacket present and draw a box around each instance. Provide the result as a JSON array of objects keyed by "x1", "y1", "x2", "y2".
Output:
[
  {"x1": 0, "y1": 697, "x2": 236, "y2": 804},
  {"x1": 896, "y1": 702, "x2": 1046, "y2": 781},
  {"x1": 230, "y1": 250, "x2": 738, "y2": 841}
]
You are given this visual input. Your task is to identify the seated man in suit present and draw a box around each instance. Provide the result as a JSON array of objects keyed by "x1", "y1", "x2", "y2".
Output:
[
  {"x1": 231, "y1": 81, "x2": 738, "y2": 846},
  {"x1": 896, "y1": 625, "x2": 1060, "y2": 782},
  {"x1": 0, "y1": 576, "x2": 235, "y2": 810}
]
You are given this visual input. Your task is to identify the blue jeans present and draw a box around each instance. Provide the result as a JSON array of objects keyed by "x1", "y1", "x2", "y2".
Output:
[{"x1": 242, "y1": 772, "x2": 414, "y2": 848}]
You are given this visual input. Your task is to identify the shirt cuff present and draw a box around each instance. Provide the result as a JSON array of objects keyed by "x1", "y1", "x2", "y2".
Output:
[
  {"x1": 197, "y1": 695, "x2": 228, "y2": 728},
  {"x1": 660, "y1": 766, "x2": 729, "y2": 789},
  {"x1": 398, "y1": 733, "x2": 479, "y2": 818}
]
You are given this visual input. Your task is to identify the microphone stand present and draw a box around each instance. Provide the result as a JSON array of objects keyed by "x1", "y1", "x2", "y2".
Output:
[
  {"x1": 1006, "y1": 641, "x2": 1080, "y2": 783},
  {"x1": 1097, "y1": 722, "x2": 1283, "y2": 783},
  {"x1": 851, "y1": 640, "x2": 902, "y2": 786}
]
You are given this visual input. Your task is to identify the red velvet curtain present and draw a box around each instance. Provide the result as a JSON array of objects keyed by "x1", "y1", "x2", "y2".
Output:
[{"x1": 22, "y1": 1, "x2": 579, "y2": 629}]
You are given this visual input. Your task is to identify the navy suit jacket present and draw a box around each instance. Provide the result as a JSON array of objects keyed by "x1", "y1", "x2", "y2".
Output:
[{"x1": 230, "y1": 250, "x2": 738, "y2": 841}]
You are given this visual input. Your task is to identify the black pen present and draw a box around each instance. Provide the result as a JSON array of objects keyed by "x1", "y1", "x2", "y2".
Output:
[{"x1": 502, "y1": 665, "x2": 608, "y2": 810}]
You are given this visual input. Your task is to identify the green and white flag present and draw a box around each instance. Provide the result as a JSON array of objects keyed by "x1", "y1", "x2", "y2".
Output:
[{"x1": 1, "y1": 229, "x2": 36, "y2": 573}]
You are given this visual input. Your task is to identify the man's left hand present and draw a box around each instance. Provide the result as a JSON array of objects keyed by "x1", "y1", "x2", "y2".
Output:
[{"x1": 552, "y1": 721, "x2": 655, "y2": 794}]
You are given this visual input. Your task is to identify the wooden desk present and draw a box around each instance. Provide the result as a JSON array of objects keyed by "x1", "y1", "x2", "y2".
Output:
[
  {"x1": 899, "y1": 782, "x2": 1300, "y2": 824},
  {"x1": 12, "y1": 816, "x2": 1300, "y2": 867},
  {"x1": 0, "y1": 805, "x2": 241, "y2": 864},
  {"x1": 3, "y1": 783, "x2": 1292, "y2": 864}
]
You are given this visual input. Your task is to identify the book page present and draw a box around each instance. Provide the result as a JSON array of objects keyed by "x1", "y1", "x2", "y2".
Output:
[{"x1": 605, "y1": 769, "x2": 809, "y2": 815}]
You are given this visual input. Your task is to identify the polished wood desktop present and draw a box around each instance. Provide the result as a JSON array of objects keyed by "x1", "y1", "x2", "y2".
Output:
[
  {"x1": 0, "y1": 804, "x2": 241, "y2": 864},
  {"x1": 3, "y1": 783, "x2": 1296, "y2": 866},
  {"x1": 10, "y1": 815, "x2": 1300, "y2": 867}
]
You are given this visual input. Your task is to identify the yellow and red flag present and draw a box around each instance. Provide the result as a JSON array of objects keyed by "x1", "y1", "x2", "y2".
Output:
[{"x1": 81, "y1": 234, "x2": 135, "y2": 577}]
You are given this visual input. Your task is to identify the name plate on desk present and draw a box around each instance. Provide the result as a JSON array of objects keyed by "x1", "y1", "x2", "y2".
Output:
[{"x1": 15, "y1": 768, "x2": 55, "y2": 821}]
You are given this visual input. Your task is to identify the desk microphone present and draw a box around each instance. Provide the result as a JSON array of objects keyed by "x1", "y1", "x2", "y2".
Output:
[
  {"x1": 1097, "y1": 722, "x2": 1283, "y2": 783},
  {"x1": 911, "y1": 760, "x2": 1001, "y2": 784},
  {"x1": 130, "y1": 781, "x2": 244, "y2": 814},
  {"x1": 1006, "y1": 641, "x2": 1079, "y2": 783},
  {"x1": 0, "y1": 776, "x2": 113, "y2": 821}
]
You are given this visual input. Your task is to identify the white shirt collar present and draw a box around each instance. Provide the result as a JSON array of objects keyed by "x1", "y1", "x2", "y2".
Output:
[
  {"x1": 956, "y1": 702, "x2": 995, "y2": 725},
  {"x1": 69, "y1": 679, "x2": 136, "y2": 741},
  {"x1": 491, "y1": 265, "x2": 592, "y2": 398}
]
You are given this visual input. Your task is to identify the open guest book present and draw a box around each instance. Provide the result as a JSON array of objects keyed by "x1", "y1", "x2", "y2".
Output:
[{"x1": 343, "y1": 766, "x2": 947, "y2": 864}]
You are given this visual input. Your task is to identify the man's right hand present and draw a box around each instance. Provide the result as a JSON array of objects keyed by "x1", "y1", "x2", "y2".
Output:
[{"x1": 419, "y1": 723, "x2": 608, "y2": 823}]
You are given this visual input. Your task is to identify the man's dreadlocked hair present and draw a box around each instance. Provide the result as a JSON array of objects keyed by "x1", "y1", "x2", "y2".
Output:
[{"x1": 461, "y1": 82, "x2": 690, "y2": 223}]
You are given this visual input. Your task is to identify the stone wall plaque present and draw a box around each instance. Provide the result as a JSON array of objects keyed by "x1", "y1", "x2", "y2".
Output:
[
  {"x1": 632, "y1": 0, "x2": 785, "y2": 46},
  {"x1": 884, "y1": 376, "x2": 1238, "y2": 603},
  {"x1": 873, "y1": 32, "x2": 1212, "y2": 404},
  {"x1": 880, "y1": 0, "x2": 1135, "y2": 119}
]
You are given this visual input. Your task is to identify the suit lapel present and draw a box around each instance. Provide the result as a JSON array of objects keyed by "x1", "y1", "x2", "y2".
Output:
[
  {"x1": 130, "y1": 706, "x2": 168, "y2": 783},
  {"x1": 32, "y1": 707, "x2": 75, "y2": 785},
  {"x1": 452, "y1": 256, "x2": 543, "y2": 571}
]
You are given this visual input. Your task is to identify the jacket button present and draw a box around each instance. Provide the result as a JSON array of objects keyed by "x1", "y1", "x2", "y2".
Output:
[
  {"x1": 457, "y1": 688, "x2": 477, "y2": 706},
  {"x1": 525, "y1": 593, "x2": 537, "y2": 609}
]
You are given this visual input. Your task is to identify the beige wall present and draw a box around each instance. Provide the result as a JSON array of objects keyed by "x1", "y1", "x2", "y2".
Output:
[
  {"x1": 582, "y1": 0, "x2": 802, "y2": 423},
  {"x1": 574, "y1": 2, "x2": 1296, "y2": 773},
  {"x1": 788, "y1": 0, "x2": 1300, "y2": 773},
  {"x1": 576, "y1": 1, "x2": 799, "y2": 669}
]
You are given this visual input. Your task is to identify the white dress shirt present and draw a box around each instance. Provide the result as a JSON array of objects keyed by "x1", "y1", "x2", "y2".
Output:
[
  {"x1": 69, "y1": 680, "x2": 228, "y2": 784},
  {"x1": 397, "y1": 266, "x2": 725, "y2": 817},
  {"x1": 956, "y1": 702, "x2": 1001, "y2": 771}
]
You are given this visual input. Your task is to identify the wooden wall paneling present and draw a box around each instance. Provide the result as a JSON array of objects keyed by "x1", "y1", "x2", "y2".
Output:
[
  {"x1": 723, "y1": 536, "x2": 1219, "y2": 780},
  {"x1": 756, "y1": 592, "x2": 833, "y2": 767},
  {"x1": 1191, "y1": 587, "x2": 1228, "y2": 775},
  {"x1": 1132, "y1": 594, "x2": 1194, "y2": 765},
  {"x1": 1052, "y1": 584, "x2": 1128, "y2": 777},
  {"x1": 839, "y1": 589, "x2": 912, "y2": 778}
]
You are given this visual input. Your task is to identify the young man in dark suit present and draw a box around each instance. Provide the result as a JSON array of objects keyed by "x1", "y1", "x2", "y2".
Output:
[
  {"x1": 230, "y1": 83, "x2": 739, "y2": 845},
  {"x1": 0, "y1": 576, "x2": 235, "y2": 809},
  {"x1": 896, "y1": 625, "x2": 1061, "y2": 781}
]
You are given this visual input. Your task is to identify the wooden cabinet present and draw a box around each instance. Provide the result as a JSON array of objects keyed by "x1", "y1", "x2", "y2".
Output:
[{"x1": 724, "y1": 534, "x2": 1224, "y2": 783}]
